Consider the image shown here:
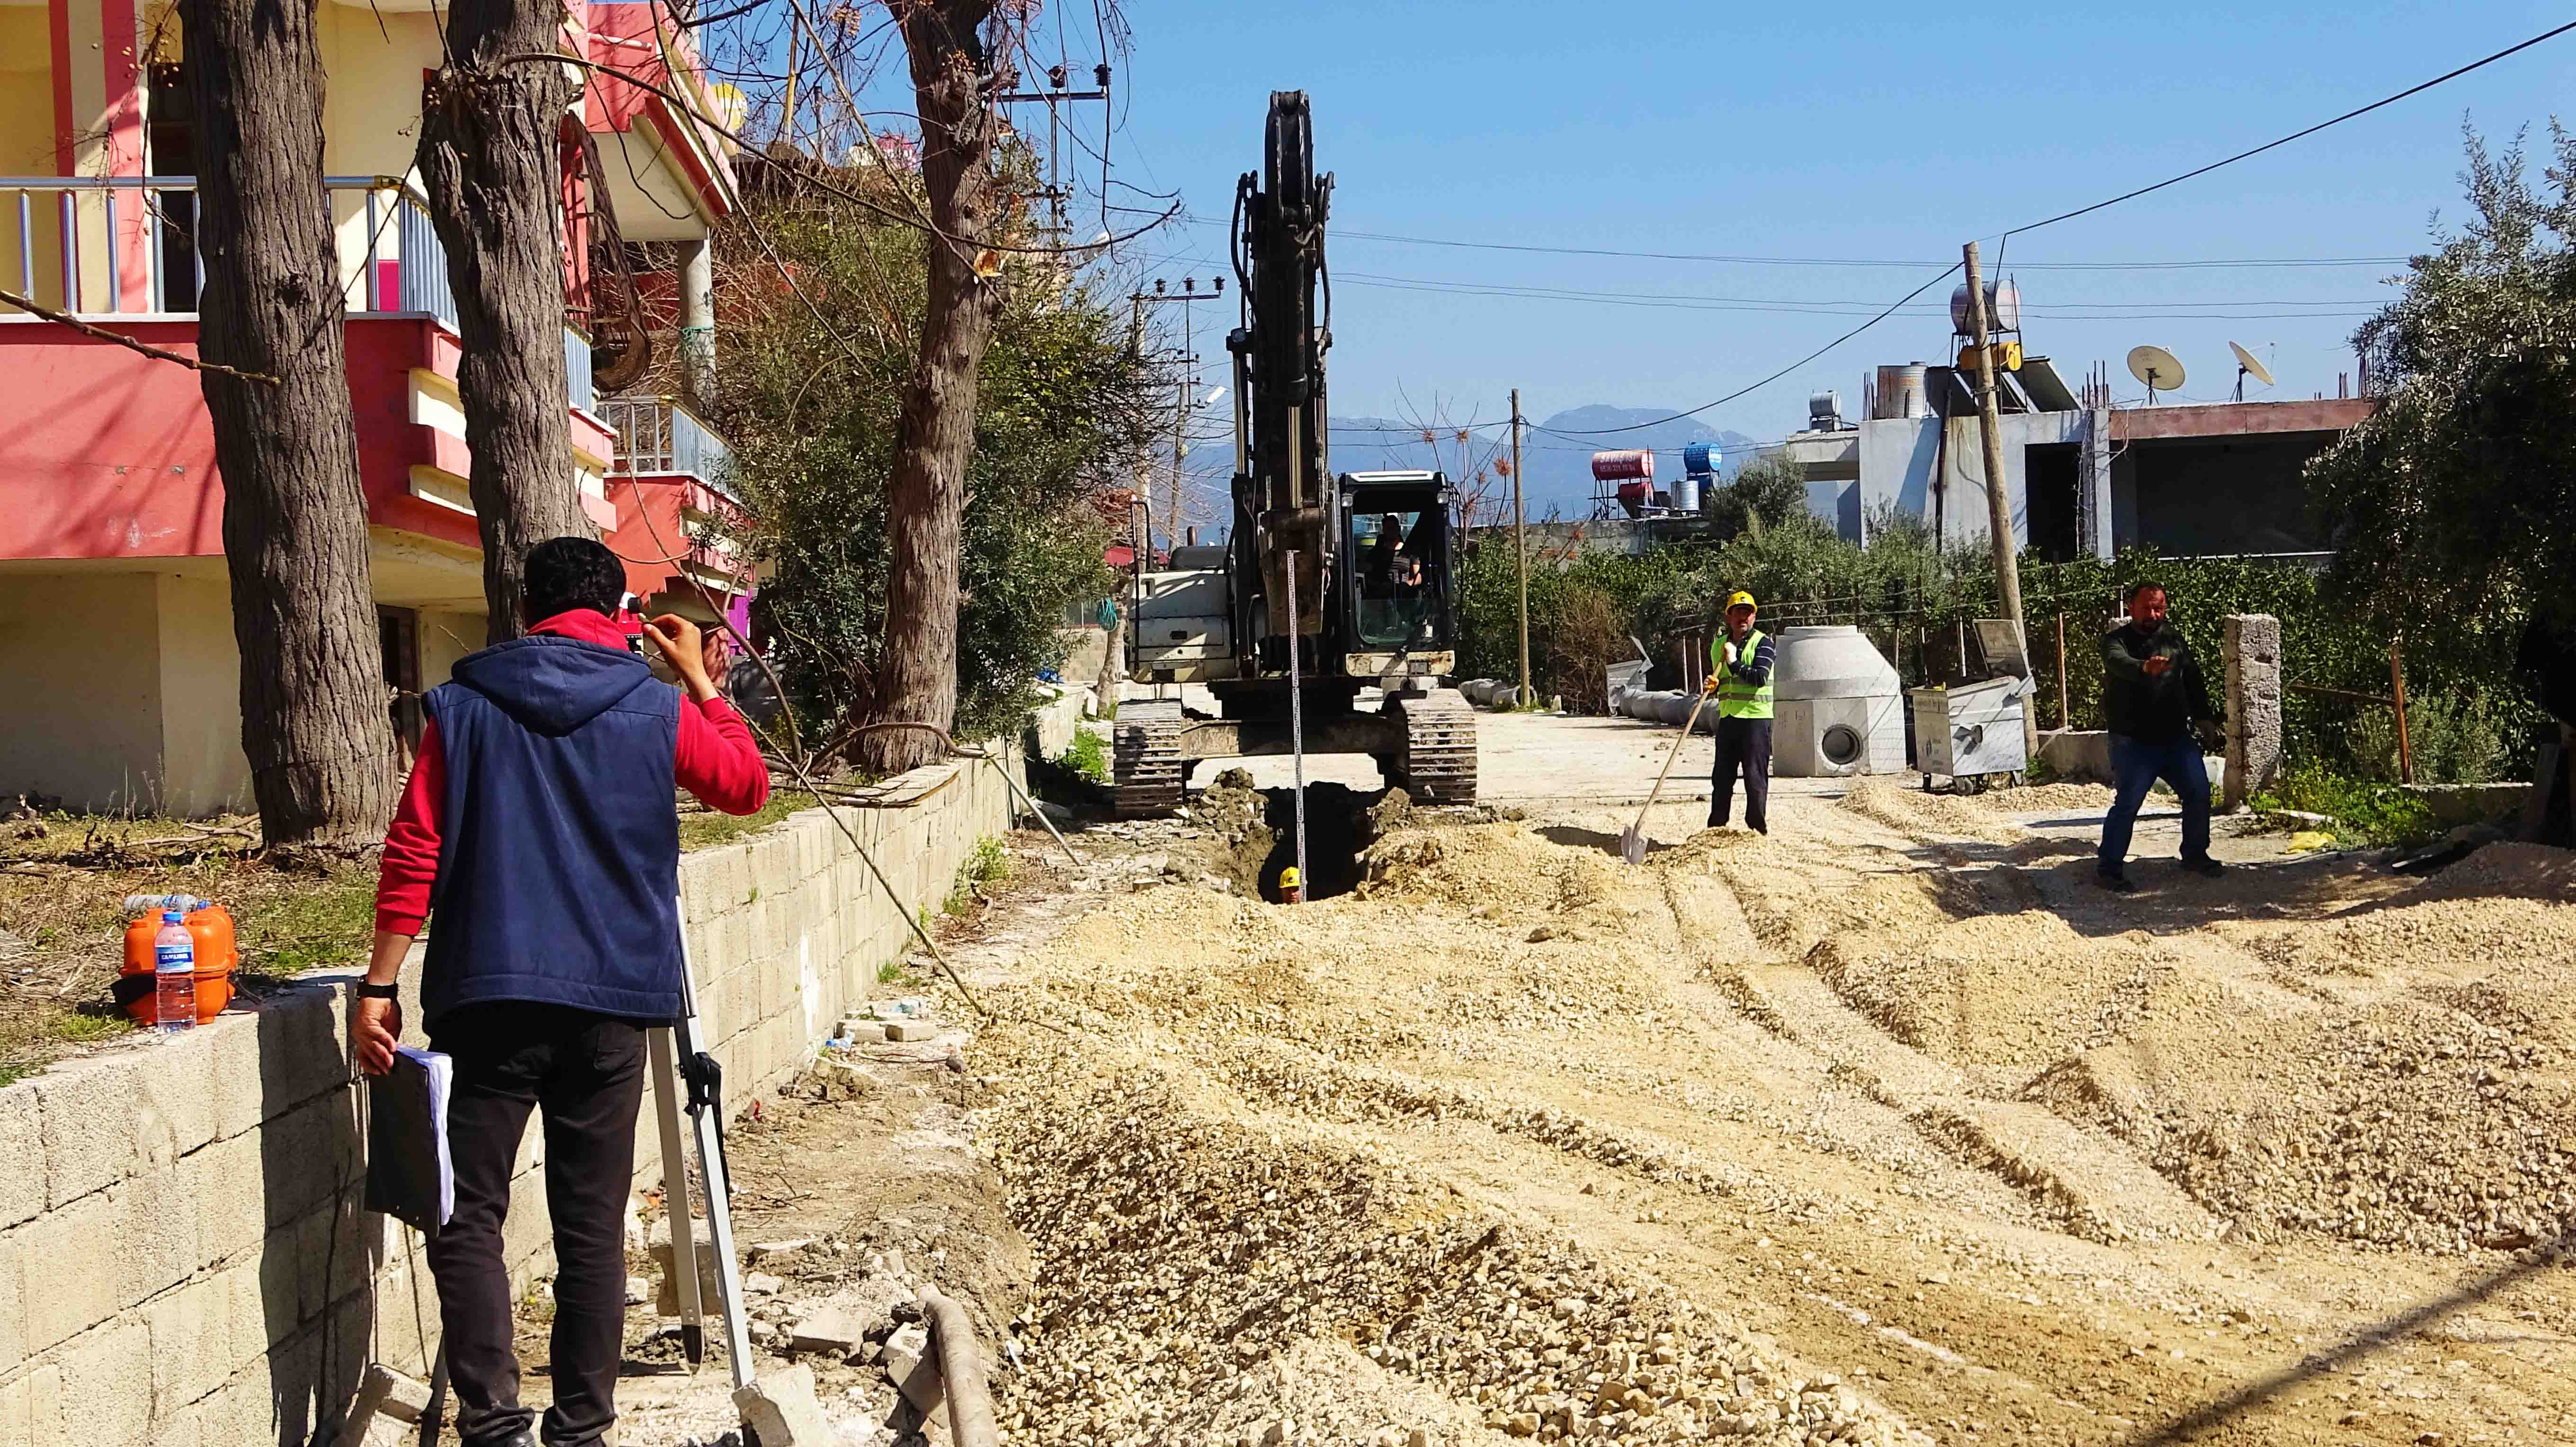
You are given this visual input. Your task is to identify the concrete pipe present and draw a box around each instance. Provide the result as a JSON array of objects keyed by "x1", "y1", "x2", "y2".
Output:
[{"x1": 921, "y1": 1289, "x2": 1001, "y2": 1447}]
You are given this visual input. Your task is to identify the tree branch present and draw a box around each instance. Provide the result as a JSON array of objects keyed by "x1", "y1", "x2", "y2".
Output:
[{"x1": 0, "y1": 286, "x2": 281, "y2": 384}]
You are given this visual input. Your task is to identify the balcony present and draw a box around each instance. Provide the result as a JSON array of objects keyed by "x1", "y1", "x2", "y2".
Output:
[
  {"x1": 602, "y1": 395, "x2": 733, "y2": 491},
  {"x1": 0, "y1": 175, "x2": 591, "y2": 406},
  {"x1": 598, "y1": 395, "x2": 747, "y2": 612},
  {"x1": 0, "y1": 174, "x2": 618, "y2": 564}
]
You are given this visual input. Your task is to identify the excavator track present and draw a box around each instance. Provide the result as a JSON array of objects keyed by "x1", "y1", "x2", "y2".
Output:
[
  {"x1": 1111, "y1": 699, "x2": 1187, "y2": 817},
  {"x1": 1388, "y1": 688, "x2": 1479, "y2": 804}
]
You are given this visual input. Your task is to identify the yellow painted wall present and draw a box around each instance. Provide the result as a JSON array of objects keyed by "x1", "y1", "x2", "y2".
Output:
[
  {"x1": 0, "y1": 9, "x2": 68, "y2": 313},
  {"x1": 153, "y1": 571, "x2": 253, "y2": 816},
  {"x1": 0, "y1": 10, "x2": 54, "y2": 175},
  {"x1": 0, "y1": 572, "x2": 169, "y2": 813},
  {"x1": 317, "y1": 4, "x2": 445, "y2": 307},
  {"x1": 420, "y1": 608, "x2": 482, "y2": 688}
]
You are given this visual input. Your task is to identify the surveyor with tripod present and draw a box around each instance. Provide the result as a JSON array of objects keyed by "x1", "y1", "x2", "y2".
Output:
[{"x1": 353, "y1": 537, "x2": 769, "y2": 1447}]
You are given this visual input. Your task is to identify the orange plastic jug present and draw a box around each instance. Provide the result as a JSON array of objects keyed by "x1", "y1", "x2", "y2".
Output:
[{"x1": 118, "y1": 902, "x2": 239, "y2": 1025}]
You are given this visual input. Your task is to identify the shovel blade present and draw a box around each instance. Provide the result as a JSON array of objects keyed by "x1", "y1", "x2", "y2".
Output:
[{"x1": 1619, "y1": 825, "x2": 1647, "y2": 866}]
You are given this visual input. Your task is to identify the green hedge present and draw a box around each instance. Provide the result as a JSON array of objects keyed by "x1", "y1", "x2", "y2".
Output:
[{"x1": 1459, "y1": 514, "x2": 2542, "y2": 782}]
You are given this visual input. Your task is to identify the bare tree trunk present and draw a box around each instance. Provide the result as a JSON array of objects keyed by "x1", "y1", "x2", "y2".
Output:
[
  {"x1": 417, "y1": 0, "x2": 591, "y2": 643},
  {"x1": 179, "y1": 0, "x2": 398, "y2": 844},
  {"x1": 859, "y1": 0, "x2": 1004, "y2": 774}
]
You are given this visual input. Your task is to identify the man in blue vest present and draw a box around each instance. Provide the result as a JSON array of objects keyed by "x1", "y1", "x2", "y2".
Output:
[
  {"x1": 2098, "y1": 581, "x2": 2225, "y2": 892},
  {"x1": 1704, "y1": 590, "x2": 1777, "y2": 833},
  {"x1": 353, "y1": 537, "x2": 769, "y2": 1447}
]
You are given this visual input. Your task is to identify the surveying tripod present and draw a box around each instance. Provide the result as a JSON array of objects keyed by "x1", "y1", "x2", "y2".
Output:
[{"x1": 647, "y1": 908, "x2": 757, "y2": 1393}]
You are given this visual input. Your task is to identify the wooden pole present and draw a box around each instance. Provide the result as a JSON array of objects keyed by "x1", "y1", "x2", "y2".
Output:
[
  {"x1": 1962, "y1": 241, "x2": 2037, "y2": 758},
  {"x1": 2056, "y1": 608, "x2": 2070, "y2": 729},
  {"x1": 1512, "y1": 387, "x2": 1532, "y2": 707},
  {"x1": 2390, "y1": 638, "x2": 2414, "y2": 785}
]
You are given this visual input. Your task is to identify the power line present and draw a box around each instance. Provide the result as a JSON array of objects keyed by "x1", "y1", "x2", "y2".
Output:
[
  {"x1": 1419, "y1": 18, "x2": 2576, "y2": 441},
  {"x1": 1107, "y1": 211, "x2": 2406, "y2": 271},
  {"x1": 1333, "y1": 271, "x2": 2382, "y2": 319},
  {"x1": 2004, "y1": 17, "x2": 2576, "y2": 236},
  {"x1": 1538, "y1": 265, "x2": 1963, "y2": 437}
]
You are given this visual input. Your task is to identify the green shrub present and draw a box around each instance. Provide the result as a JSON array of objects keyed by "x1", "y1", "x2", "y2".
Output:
[
  {"x1": 2351, "y1": 689, "x2": 2511, "y2": 785},
  {"x1": 1063, "y1": 726, "x2": 1110, "y2": 784},
  {"x1": 2251, "y1": 764, "x2": 2439, "y2": 847}
]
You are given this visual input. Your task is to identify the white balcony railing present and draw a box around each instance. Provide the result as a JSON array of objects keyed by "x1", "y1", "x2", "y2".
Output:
[
  {"x1": 0, "y1": 175, "x2": 454, "y2": 324},
  {"x1": 602, "y1": 395, "x2": 734, "y2": 492}
]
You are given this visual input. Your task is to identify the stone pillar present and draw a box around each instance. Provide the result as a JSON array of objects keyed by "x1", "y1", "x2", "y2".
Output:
[{"x1": 2223, "y1": 614, "x2": 2281, "y2": 812}]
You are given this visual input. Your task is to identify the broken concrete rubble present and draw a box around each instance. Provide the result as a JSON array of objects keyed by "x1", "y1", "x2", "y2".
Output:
[
  {"x1": 733, "y1": 1364, "x2": 836, "y2": 1447},
  {"x1": 880, "y1": 1320, "x2": 943, "y2": 1416}
]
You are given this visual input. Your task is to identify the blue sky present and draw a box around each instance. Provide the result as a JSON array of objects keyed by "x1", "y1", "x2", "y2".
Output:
[{"x1": 1076, "y1": 0, "x2": 2576, "y2": 445}]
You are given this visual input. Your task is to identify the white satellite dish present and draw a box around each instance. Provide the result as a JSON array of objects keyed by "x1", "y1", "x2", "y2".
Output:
[
  {"x1": 2127, "y1": 345, "x2": 2185, "y2": 404},
  {"x1": 2228, "y1": 340, "x2": 2274, "y2": 401}
]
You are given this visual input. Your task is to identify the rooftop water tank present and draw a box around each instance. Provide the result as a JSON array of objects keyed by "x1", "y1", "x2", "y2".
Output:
[
  {"x1": 1590, "y1": 449, "x2": 1655, "y2": 481},
  {"x1": 1681, "y1": 441, "x2": 1721, "y2": 477},
  {"x1": 1873, "y1": 364, "x2": 1929, "y2": 420},
  {"x1": 1672, "y1": 473, "x2": 1701, "y2": 514},
  {"x1": 1772, "y1": 625, "x2": 1905, "y2": 777},
  {"x1": 1948, "y1": 279, "x2": 2022, "y2": 335}
]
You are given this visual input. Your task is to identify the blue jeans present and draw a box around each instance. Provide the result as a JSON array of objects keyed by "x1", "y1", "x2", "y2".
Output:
[{"x1": 2100, "y1": 733, "x2": 2212, "y2": 875}]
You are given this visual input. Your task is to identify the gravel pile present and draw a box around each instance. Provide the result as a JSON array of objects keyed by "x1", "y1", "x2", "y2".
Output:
[{"x1": 986, "y1": 1062, "x2": 1928, "y2": 1447}]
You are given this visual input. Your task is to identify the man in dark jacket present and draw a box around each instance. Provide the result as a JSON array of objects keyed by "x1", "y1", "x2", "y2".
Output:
[
  {"x1": 2098, "y1": 581, "x2": 2224, "y2": 891},
  {"x1": 352, "y1": 538, "x2": 769, "y2": 1447}
]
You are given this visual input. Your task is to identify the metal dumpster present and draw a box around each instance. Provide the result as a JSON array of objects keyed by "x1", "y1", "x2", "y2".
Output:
[{"x1": 1908, "y1": 676, "x2": 2030, "y2": 790}]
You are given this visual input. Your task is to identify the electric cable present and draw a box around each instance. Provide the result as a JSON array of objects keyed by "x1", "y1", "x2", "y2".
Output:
[{"x1": 2003, "y1": 18, "x2": 2576, "y2": 238}]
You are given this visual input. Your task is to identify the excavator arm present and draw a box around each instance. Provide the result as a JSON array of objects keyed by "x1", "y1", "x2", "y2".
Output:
[{"x1": 1228, "y1": 90, "x2": 1334, "y2": 672}]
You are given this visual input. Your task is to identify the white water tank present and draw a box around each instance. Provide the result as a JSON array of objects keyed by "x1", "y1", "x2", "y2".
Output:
[{"x1": 1771, "y1": 625, "x2": 1904, "y2": 777}]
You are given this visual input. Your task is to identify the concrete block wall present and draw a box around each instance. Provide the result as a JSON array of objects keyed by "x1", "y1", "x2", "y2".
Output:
[{"x1": 0, "y1": 748, "x2": 1020, "y2": 1447}]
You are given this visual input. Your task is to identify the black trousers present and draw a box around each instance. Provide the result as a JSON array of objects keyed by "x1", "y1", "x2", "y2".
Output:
[
  {"x1": 424, "y1": 1003, "x2": 648, "y2": 1447},
  {"x1": 1710, "y1": 715, "x2": 1772, "y2": 834}
]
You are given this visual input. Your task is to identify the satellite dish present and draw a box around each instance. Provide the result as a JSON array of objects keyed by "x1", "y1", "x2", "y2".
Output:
[
  {"x1": 2127, "y1": 345, "x2": 2185, "y2": 404},
  {"x1": 2229, "y1": 340, "x2": 2274, "y2": 401}
]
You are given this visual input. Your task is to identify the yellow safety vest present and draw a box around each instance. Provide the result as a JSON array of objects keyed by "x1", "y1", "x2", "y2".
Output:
[{"x1": 1713, "y1": 627, "x2": 1773, "y2": 720}]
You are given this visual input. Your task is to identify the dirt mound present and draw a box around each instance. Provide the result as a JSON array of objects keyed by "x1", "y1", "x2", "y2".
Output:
[
  {"x1": 1810, "y1": 915, "x2": 2257, "y2": 1071},
  {"x1": 2409, "y1": 840, "x2": 2576, "y2": 901},
  {"x1": 984, "y1": 1060, "x2": 1928, "y2": 1447},
  {"x1": 1834, "y1": 778, "x2": 2029, "y2": 845},
  {"x1": 1989, "y1": 781, "x2": 2118, "y2": 812},
  {"x1": 1357, "y1": 822, "x2": 1626, "y2": 918}
]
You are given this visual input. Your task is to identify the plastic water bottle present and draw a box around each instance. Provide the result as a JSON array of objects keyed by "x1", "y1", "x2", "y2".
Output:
[{"x1": 154, "y1": 911, "x2": 196, "y2": 1033}]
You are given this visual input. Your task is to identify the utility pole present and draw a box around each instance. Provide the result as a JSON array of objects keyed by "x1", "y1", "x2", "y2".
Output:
[
  {"x1": 1128, "y1": 276, "x2": 1221, "y2": 554},
  {"x1": 1961, "y1": 241, "x2": 2037, "y2": 758},
  {"x1": 994, "y1": 63, "x2": 1113, "y2": 250},
  {"x1": 1511, "y1": 388, "x2": 1531, "y2": 708}
]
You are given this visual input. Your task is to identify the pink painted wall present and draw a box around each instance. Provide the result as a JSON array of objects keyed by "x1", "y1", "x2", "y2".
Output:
[{"x1": 0, "y1": 318, "x2": 479, "y2": 560}]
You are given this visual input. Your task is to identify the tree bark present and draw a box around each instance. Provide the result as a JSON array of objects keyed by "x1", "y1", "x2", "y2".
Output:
[
  {"x1": 179, "y1": 0, "x2": 398, "y2": 844},
  {"x1": 417, "y1": 0, "x2": 592, "y2": 643},
  {"x1": 859, "y1": 0, "x2": 1004, "y2": 774}
]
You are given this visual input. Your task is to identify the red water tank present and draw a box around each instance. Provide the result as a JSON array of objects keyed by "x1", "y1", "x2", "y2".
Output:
[
  {"x1": 1615, "y1": 479, "x2": 1653, "y2": 518},
  {"x1": 1590, "y1": 449, "x2": 1655, "y2": 481}
]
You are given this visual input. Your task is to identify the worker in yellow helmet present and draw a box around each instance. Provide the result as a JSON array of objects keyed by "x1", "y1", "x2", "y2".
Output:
[
  {"x1": 1701, "y1": 590, "x2": 1775, "y2": 834},
  {"x1": 1279, "y1": 865, "x2": 1302, "y2": 905}
]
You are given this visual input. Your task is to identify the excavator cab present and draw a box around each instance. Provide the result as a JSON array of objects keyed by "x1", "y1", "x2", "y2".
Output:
[{"x1": 1338, "y1": 470, "x2": 1458, "y2": 682}]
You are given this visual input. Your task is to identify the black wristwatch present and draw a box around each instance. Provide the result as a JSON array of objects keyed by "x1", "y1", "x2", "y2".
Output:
[{"x1": 353, "y1": 981, "x2": 400, "y2": 1000}]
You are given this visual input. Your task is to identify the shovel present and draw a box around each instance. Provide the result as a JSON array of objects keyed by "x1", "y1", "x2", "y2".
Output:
[{"x1": 1622, "y1": 685, "x2": 1715, "y2": 865}]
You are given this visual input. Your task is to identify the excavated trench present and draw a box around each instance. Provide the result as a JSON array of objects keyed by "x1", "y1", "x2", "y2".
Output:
[{"x1": 1192, "y1": 770, "x2": 1415, "y2": 902}]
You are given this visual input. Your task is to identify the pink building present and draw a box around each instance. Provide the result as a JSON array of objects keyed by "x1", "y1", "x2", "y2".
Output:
[{"x1": 0, "y1": 0, "x2": 746, "y2": 814}]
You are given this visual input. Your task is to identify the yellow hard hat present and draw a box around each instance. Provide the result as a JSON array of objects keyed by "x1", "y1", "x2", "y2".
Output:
[
  {"x1": 1726, "y1": 590, "x2": 1757, "y2": 611},
  {"x1": 1279, "y1": 866, "x2": 1300, "y2": 887}
]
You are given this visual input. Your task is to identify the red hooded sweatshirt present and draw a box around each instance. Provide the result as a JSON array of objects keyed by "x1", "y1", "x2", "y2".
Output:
[{"x1": 374, "y1": 609, "x2": 770, "y2": 934}]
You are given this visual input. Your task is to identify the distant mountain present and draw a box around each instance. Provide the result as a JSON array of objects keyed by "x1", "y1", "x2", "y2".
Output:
[{"x1": 1326, "y1": 407, "x2": 1760, "y2": 523}]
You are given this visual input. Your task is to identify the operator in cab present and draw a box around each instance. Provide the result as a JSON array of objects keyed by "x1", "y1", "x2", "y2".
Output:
[{"x1": 1702, "y1": 590, "x2": 1777, "y2": 834}]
